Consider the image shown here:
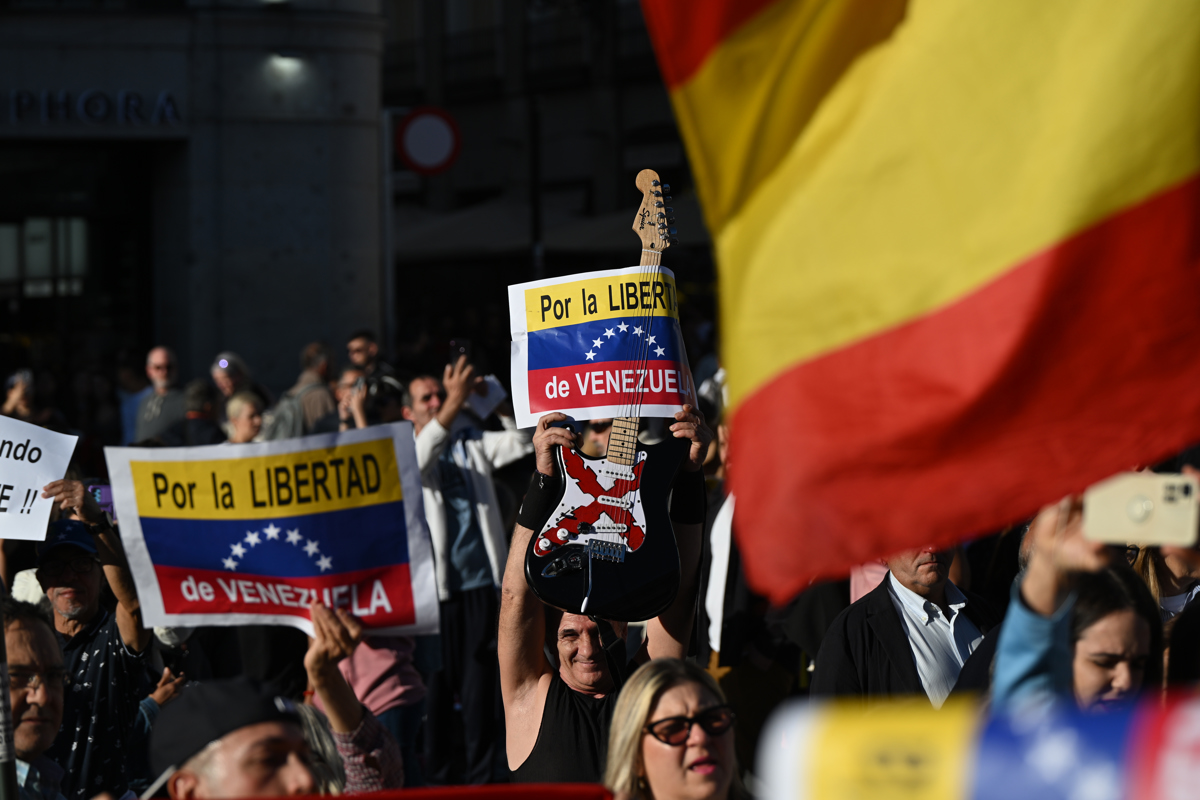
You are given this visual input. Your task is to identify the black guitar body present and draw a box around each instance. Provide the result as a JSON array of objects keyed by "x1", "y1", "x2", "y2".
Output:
[{"x1": 524, "y1": 434, "x2": 689, "y2": 622}]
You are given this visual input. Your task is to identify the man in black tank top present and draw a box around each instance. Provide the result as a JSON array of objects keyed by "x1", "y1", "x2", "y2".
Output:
[{"x1": 499, "y1": 409, "x2": 712, "y2": 784}]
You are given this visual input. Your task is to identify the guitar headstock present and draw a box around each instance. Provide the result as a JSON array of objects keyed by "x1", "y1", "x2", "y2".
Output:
[{"x1": 632, "y1": 168, "x2": 678, "y2": 251}]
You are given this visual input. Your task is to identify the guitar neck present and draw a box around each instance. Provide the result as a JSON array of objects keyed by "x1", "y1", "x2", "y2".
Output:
[{"x1": 607, "y1": 245, "x2": 663, "y2": 466}]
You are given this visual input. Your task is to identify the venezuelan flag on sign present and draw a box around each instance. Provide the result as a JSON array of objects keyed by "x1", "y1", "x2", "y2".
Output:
[
  {"x1": 643, "y1": 0, "x2": 1200, "y2": 602},
  {"x1": 105, "y1": 425, "x2": 438, "y2": 634}
]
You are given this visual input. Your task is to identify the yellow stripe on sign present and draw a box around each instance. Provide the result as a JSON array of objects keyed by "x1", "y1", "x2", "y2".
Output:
[
  {"x1": 524, "y1": 271, "x2": 680, "y2": 333},
  {"x1": 130, "y1": 438, "x2": 402, "y2": 521},
  {"x1": 715, "y1": 0, "x2": 1200, "y2": 412},
  {"x1": 809, "y1": 698, "x2": 977, "y2": 799}
]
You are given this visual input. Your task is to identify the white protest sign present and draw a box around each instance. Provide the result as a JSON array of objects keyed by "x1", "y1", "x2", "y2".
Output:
[
  {"x1": 508, "y1": 265, "x2": 696, "y2": 428},
  {"x1": 0, "y1": 416, "x2": 78, "y2": 541}
]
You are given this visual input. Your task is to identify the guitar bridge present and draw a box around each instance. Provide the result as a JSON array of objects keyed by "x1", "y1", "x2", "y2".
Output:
[{"x1": 587, "y1": 539, "x2": 625, "y2": 563}]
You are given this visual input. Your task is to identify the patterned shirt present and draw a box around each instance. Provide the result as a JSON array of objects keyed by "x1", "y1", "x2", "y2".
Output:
[
  {"x1": 332, "y1": 708, "x2": 405, "y2": 792},
  {"x1": 46, "y1": 608, "x2": 149, "y2": 799}
]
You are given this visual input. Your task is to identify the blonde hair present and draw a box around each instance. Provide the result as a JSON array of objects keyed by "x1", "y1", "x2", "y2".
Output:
[
  {"x1": 603, "y1": 658, "x2": 743, "y2": 800},
  {"x1": 1133, "y1": 546, "x2": 1164, "y2": 605},
  {"x1": 226, "y1": 390, "x2": 262, "y2": 422}
]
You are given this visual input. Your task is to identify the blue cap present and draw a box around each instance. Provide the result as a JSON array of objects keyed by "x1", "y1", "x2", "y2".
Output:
[{"x1": 37, "y1": 520, "x2": 99, "y2": 566}]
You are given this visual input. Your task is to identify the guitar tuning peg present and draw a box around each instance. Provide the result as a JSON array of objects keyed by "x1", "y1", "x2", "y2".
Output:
[
  {"x1": 651, "y1": 179, "x2": 661, "y2": 186},
  {"x1": 663, "y1": 195, "x2": 672, "y2": 202},
  {"x1": 667, "y1": 216, "x2": 676, "y2": 225},
  {"x1": 652, "y1": 191, "x2": 662, "y2": 197},
  {"x1": 661, "y1": 183, "x2": 671, "y2": 193},
  {"x1": 664, "y1": 207, "x2": 673, "y2": 214},
  {"x1": 655, "y1": 201, "x2": 663, "y2": 208},
  {"x1": 667, "y1": 227, "x2": 678, "y2": 236}
]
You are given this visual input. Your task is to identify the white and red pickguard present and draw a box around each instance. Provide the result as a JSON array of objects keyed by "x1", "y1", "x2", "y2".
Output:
[{"x1": 533, "y1": 447, "x2": 648, "y2": 558}]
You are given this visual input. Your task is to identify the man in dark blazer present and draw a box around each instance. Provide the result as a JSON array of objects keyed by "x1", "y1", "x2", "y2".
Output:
[{"x1": 811, "y1": 547, "x2": 999, "y2": 706}]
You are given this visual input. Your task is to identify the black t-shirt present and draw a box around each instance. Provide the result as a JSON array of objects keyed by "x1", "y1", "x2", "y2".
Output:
[
  {"x1": 509, "y1": 671, "x2": 620, "y2": 784},
  {"x1": 47, "y1": 608, "x2": 149, "y2": 799}
]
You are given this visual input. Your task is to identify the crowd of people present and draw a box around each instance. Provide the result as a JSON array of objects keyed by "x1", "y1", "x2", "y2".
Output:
[{"x1": 3, "y1": 328, "x2": 1200, "y2": 800}]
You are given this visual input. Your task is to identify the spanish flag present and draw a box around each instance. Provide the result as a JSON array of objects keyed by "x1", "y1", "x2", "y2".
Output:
[{"x1": 643, "y1": 0, "x2": 1200, "y2": 603}]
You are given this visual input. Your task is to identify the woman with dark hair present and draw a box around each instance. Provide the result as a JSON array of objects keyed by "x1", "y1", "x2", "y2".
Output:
[{"x1": 992, "y1": 498, "x2": 1163, "y2": 713}]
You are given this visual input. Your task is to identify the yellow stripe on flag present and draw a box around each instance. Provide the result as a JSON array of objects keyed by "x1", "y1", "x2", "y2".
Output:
[
  {"x1": 130, "y1": 438, "x2": 402, "y2": 520},
  {"x1": 714, "y1": 0, "x2": 1200, "y2": 410},
  {"x1": 668, "y1": 0, "x2": 906, "y2": 235}
]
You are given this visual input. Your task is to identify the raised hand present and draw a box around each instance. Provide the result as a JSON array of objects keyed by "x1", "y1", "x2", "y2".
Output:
[
  {"x1": 533, "y1": 413, "x2": 577, "y2": 476},
  {"x1": 41, "y1": 479, "x2": 105, "y2": 525},
  {"x1": 669, "y1": 404, "x2": 713, "y2": 472}
]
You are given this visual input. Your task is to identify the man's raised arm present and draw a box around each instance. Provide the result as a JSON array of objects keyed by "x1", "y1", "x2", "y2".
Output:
[
  {"x1": 498, "y1": 413, "x2": 575, "y2": 706},
  {"x1": 646, "y1": 404, "x2": 713, "y2": 661},
  {"x1": 42, "y1": 478, "x2": 152, "y2": 652}
]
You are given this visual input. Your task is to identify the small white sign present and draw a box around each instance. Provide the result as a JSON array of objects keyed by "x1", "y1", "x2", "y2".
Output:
[{"x1": 0, "y1": 417, "x2": 78, "y2": 541}]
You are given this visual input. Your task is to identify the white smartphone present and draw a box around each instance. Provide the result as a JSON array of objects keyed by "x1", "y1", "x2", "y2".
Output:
[{"x1": 1083, "y1": 472, "x2": 1199, "y2": 547}]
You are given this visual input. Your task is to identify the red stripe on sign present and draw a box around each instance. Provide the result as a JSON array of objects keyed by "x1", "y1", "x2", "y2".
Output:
[
  {"x1": 528, "y1": 361, "x2": 689, "y2": 413},
  {"x1": 155, "y1": 563, "x2": 416, "y2": 627},
  {"x1": 641, "y1": 0, "x2": 781, "y2": 87},
  {"x1": 728, "y1": 175, "x2": 1200, "y2": 605}
]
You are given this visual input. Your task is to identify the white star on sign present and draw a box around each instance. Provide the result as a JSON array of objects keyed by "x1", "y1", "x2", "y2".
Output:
[
  {"x1": 585, "y1": 351, "x2": 596, "y2": 361},
  {"x1": 654, "y1": 346, "x2": 666, "y2": 357},
  {"x1": 592, "y1": 338, "x2": 603, "y2": 348},
  {"x1": 263, "y1": 523, "x2": 281, "y2": 540},
  {"x1": 633, "y1": 326, "x2": 644, "y2": 336},
  {"x1": 222, "y1": 557, "x2": 239, "y2": 571},
  {"x1": 286, "y1": 529, "x2": 302, "y2": 545},
  {"x1": 604, "y1": 328, "x2": 615, "y2": 338},
  {"x1": 304, "y1": 539, "x2": 320, "y2": 557},
  {"x1": 244, "y1": 531, "x2": 261, "y2": 547},
  {"x1": 317, "y1": 555, "x2": 333, "y2": 572},
  {"x1": 618, "y1": 322, "x2": 629, "y2": 332},
  {"x1": 647, "y1": 335, "x2": 656, "y2": 345},
  {"x1": 230, "y1": 543, "x2": 247, "y2": 558}
]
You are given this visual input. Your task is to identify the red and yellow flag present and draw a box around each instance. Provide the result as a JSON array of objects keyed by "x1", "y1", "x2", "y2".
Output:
[{"x1": 643, "y1": 0, "x2": 1200, "y2": 603}]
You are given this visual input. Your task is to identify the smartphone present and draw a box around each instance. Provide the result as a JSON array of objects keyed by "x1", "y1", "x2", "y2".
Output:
[
  {"x1": 1083, "y1": 472, "x2": 1199, "y2": 546},
  {"x1": 449, "y1": 338, "x2": 472, "y2": 364},
  {"x1": 87, "y1": 484, "x2": 116, "y2": 524}
]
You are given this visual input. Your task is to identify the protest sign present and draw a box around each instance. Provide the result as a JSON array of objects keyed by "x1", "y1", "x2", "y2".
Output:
[
  {"x1": 508, "y1": 265, "x2": 696, "y2": 428},
  {"x1": 105, "y1": 423, "x2": 437, "y2": 635},
  {"x1": 0, "y1": 416, "x2": 78, "y2": 541}
]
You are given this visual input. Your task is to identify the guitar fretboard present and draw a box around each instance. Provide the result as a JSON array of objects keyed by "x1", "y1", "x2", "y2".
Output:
[{"x1": 606, "y1": 245, "x2": 663, "y2": 466}]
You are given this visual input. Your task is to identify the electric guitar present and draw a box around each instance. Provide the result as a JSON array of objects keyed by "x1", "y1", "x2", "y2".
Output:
[{"x1": 524, "y1": 169, "x2": 690, "y2": 622}]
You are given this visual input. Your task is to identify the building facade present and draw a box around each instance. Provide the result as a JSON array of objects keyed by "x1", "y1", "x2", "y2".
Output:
[{"x1": 0, "y1": 0, "x2": 386, "y2": 391}]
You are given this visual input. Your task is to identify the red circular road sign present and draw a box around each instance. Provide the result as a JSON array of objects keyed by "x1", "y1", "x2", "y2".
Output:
[{"x1": 395, "y1": 106, "x2": 460, "y2": 175}]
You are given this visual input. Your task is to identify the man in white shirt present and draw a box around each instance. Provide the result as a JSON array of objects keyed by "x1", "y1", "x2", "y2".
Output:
[{"x1": 811, "y1": 546, "x2": 999, "y2": 706}]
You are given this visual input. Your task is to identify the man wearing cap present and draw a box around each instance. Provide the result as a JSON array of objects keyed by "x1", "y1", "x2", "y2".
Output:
[
  {"x1": 38, "y1": 480, "x2": 152, "y2": 800},
  {"x1": 3, "y1": 597, "x2": 69, "y2": 800},
  {"x1": 149, "y1": 603, "x2": 403, "y2": 798}
]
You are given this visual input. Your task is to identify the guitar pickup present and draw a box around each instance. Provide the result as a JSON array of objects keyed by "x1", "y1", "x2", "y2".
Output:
[
  {"x1": 598, "y1": 495, "x2": 633, "y2": 510},
  {"x1": 542, "y1": 552, "x2": 584, "y2": 578},
  {"x1": 587, "y1": 540, "x2": 625, "y2": 563}
]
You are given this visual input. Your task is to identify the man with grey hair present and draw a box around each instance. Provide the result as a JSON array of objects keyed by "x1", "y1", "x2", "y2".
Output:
[
  {"x1": 134, "y1": 345, "x2": 186, "y2": 442},
  {"x1": 37, "y1": 483, "x2": 152, "y2": 800}
]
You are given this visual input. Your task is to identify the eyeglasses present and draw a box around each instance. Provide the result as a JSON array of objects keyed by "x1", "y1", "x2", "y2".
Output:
[
  {"x1": 39, "y1": 557, "x2": 100, "y2": 577},
  {"x1": 9, "y1": 668, "x2": 69, "y2": 693},
  {"x1": 644, "y1": 705, "x2": 735, "y2": 745}
]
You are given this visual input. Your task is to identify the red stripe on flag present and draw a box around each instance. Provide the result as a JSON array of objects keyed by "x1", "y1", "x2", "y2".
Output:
[
  {"x1": 528, "y1": 361, "x2": 689, "y2": 412},
  {"x1": 728, "y1": 175, "x2": 1200, "y2": 604},
  {"x1": 640, "y1": 0, "x2": 779, "y2": 88},
  {"x1": 155, "y1": 563, "x2": 416, "y2": 627}
]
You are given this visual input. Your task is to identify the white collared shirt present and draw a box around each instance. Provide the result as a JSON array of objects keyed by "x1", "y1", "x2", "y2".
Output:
[{"x1": 886, "y1": 572, "x2": 983, "y2": 708}]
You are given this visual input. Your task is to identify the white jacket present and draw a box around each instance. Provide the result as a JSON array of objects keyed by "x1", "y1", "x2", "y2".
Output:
[{"x1": 415, "y1": 415, "x2": 534, "y2": 601}]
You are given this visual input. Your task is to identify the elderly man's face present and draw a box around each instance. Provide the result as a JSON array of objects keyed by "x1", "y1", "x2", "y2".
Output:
[
  {"x1": 170, "y1": 721, "x2": 315, "y2": 799},
  {"x1": 36, "y1": 545, "x2": 103, "y2": 625},
  {"x1": 6, "y1": 619, "x2": 65, "y2": 762},
  {"x1": 556, "y1": 613, "x2": 627, "y2": 696},
  {"x1": 885, "y1": 546, "x2": 954, "y2": 597},
  {"x1": 402, "y1": 377, "x2": 444, "y2": 433}
]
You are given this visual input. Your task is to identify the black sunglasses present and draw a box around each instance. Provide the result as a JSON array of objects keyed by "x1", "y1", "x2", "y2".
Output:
[{"x1": 644, "y1": 705, "x2": 735, "y2": 745}]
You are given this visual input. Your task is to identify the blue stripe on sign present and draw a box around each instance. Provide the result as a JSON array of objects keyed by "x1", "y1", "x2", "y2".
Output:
[
  {"x1": 528, "y1": 316, "x2": 683, "y2": 370},
  {"x1": 140, "y1": 501, "x2": 409, "y2": 579}
]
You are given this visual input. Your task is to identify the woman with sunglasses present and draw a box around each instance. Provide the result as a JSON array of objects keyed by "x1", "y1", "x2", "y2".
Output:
[{"x1": 604, "y1": 659, "x2": 744, "y2": 800}]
